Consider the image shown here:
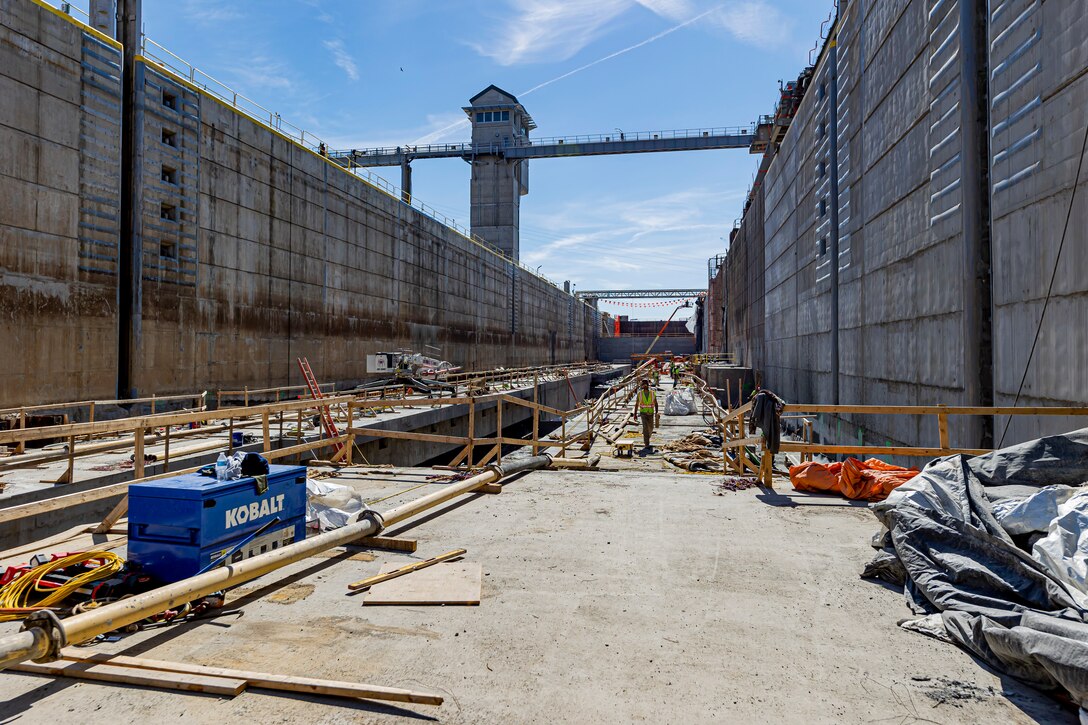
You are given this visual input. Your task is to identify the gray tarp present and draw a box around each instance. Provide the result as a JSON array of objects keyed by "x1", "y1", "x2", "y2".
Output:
[{"x1": 867, "y1": 428, "x2": 1088, "y2": 707}]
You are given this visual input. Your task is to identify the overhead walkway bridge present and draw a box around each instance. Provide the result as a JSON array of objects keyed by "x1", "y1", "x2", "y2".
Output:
[{"x1": 329, "y1": 127, "x2": 756, "y2": 169}]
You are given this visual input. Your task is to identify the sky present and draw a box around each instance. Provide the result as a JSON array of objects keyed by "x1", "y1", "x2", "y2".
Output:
[{"x1": 82, "y1": 0, "x2": 834, "y2": 318}]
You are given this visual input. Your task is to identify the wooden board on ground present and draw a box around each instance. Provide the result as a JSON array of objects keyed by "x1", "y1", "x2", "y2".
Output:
[
  {"x1": 352, "y1": 535, "x2": 418, "y2": 552},
  {"x1": 13, "y1": 660, "x2": 246, "y2": 696},
  {"x1": 58, "y1": 650, "x2": 443, "y2": 705},
  {"x1": 363, "y1": 562, "x2": 481, "y2": 606}
]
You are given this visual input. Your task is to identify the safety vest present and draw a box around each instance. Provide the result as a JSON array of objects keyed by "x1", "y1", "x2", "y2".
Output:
[{"x1": 638, "y1": 390, "x2": 656, "y2": 414}]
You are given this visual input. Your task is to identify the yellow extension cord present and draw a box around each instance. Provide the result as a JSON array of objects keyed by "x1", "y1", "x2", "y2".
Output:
[{"x1": 0, "y1": 551, "x2": 124, "y2": 622}]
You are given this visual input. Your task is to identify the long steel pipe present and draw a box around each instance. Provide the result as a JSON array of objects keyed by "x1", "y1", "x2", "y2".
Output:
[{"x1": 0, "y1": 455, "x2": 553, "y2": 670}]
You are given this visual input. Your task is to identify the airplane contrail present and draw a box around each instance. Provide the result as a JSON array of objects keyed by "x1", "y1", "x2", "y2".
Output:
[
  {"x1": 518, "y1": 4, "x2": 721, "y2": 97},
  {"x1": 411, "y1": 5, "x2": 719, "y2": 145}
]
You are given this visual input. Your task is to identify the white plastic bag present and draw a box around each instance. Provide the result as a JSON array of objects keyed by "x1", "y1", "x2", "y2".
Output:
[
  {"x1": 1032, "y1": 490, "x2": 1088, "y2": 607},
  {"x1": 306, "y1": 479, "x2": 368, "y2": 531},
  {"x1": 664, "y1": 389, "x2": 697, "y2": 416}
]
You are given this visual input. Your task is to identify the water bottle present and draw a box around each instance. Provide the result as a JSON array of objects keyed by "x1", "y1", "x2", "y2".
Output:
[{"x1": 215, "y1": 452, "x2": 228, "y2": 481}]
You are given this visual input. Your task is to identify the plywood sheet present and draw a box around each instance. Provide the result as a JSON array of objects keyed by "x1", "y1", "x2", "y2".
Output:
[{"x1": 363, "y1": 562, "x2": 481, "y2": 606}]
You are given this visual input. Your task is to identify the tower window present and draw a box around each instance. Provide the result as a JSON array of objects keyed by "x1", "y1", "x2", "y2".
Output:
[
  {"x1": 818, "y1": 199, "x2": 827, "y2": 217},
  {"x1": 160, "y1": 203, "x2": 177, "y2": 221},
  {"x1": 162, "y1": 128, "x2": 177, "y2": 147},
  {"x1": 818, "y1": 237, "x2": 827, "y2": 255},
  {"x1": 160, "y1": 240, "x2": 177, "y2": 259},
  {"x1": 817, "y1": 160, "x2": 826, "y2": 178},
  {"x1": 161, "y1": 165, "x2": 177, "y2": 185},
  {"x1": 162, "y1": 90, "x2": 177, "y2": 110}
]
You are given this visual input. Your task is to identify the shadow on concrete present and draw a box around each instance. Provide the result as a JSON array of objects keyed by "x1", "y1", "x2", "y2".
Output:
[{"x1": 754, "y1": 486, "x2": 870, "y2": 508}]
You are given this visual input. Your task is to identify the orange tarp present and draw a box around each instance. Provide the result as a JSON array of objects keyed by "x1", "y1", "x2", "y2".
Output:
[{"x1": 789, "y1": 457, "x2": 920, "y2": 501}]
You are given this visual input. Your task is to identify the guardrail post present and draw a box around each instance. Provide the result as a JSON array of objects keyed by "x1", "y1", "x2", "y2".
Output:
[
  {"x1": 262, "y1": 411, "x2": 271, "y2": 453},
  {"x1": 16, "y1": 409, "x2": 25, "y2": 455},
  {"x1": 467, "y1": 399, "x2": 475, "y2": 468},
  {"x1": 163, "y1": 425, "x2": 171, "y2": 473},
  {"x1": 296, "y1": 409, "x2": 303, "y2": 464},
  {"x1": 133, "y1": 427, "x2": 145, "y2": 480},
  {"x1": 938, "y1": 412, "x2": 950, "y2": 453},
  {"x1": 228, "y1": 416, "x2": 235, "y2": 453},
  {"x1": 496, "y1": 398, "x2": 503, "y2": 465},
  {"x1": 532, "y1": 372, "x2": 540, "y2": 455},
  {"x1": 64, "y1": 435, "x2": 75, "y2": 484}
]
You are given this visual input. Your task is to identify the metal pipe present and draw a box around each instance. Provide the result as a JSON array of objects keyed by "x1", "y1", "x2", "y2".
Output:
[{"x1": 0, "y1": 455, "x2": 552, "y2": 670}]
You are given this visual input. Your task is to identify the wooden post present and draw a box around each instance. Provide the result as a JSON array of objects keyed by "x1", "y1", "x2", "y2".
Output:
[
  {"x1": 150, "y1": 395, "x2": 156, "y2": 414},
  {"x1": 938, "y1": 413, "x2": 950, "y2": 453},
  {"x1": 346, "y1": 433, "x2": 354, "y2": 466},
  {"x1": 244, "y1": 387, "x2": 249, "y2": 407},
  {"x1": 87, "y1": 401, "x2": 96, "y2": 443},
  {"x1": 278, "y1": 410, "x2": 284, "y2": 446},
  {"x1": 133, "y1": 427, "x2": 145, "y2": 480},
  {"x1": 228, "y1": 416, "x2": 235, "y2": 453},
  {"x1": 262, "y1": 411, "x2": 270, "y2": 453},
  {"x1": 496, "y1": 399, "x2": 503, "y2": 465},
  {"x1": 725, "y1": 383, "x2": 732, "y2": 411},
  {"x1": 296, "y1": 409, "x2": 303, "y2": 464},
  {"x1": 532, "y1": 372, "x2": 540, "y2": 455},
  {"x1": 16, "y1": 409, "x2": 25, "y2": 455},
  {"x1": 560, "y1": 415, "x2": 566, "y2": 458},
  {"x1": 466, "y1": 399, "x2": 475, "y2": 469},
  {"x1": 64, "y1": 435, "x2": 75, "y2": 484},
  {"x1": 163, "y1": 426, "x2": 170, "y2": 473}
]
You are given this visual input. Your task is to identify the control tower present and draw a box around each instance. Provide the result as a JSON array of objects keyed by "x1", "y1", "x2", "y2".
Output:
[{"x1": 463, "y1": 85, "x2": 535, "y2": 260}]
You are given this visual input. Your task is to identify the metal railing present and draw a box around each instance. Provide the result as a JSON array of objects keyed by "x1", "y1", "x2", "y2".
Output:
[
  {"x1": 334, "y1": 125, "x2": 758, "y2": 160},
  {"x1": 40, "y1": 2, "x2": 592, "y2": 295},
  {"x1": 131, "y1": 37, "x2": 565, "y2": 291}
]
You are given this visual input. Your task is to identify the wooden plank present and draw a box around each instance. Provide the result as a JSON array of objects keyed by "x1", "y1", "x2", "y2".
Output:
[
  {"x1": 348, "y1": 548, "x2": 467, "y2": 591},
  {"x1": 780, "y1": 404, "x2": 1088, "y2": 416},
  {"x1": 498, "y1": 394, "x2": 566, "y2": 417},
  {"x1": 352, "y1": 535, "x2": 418, "y2": 552},
  {"x1": 0, "y1": 394, "x2": 359, "y2": 446},
  {"x1": 347, "y1": 427, "x2": 469, "y2": 446},
  {"x1": 938, "y1": 413, "x2": 950, "y2": 451},
  {"x1": 777, "y1": 442, "x2": 991, "y2": 457},
  {"x1": 12, "y1": 660, "x2": 246, "y2": 696},
  {"x1": 0, "y1": 435, "x2": 346, "y2": 527},
  {"x1": 363, "y1": 562, "x2": 482, "y2": 606},
  {"x1": 477, "y1": 483, "x2": 502, "y2": 494},
  {"x1": 57, "y1": 651, "x2": 442, "y2": 706}
]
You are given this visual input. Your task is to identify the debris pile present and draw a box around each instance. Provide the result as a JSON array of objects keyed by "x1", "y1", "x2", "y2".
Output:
[
  {"x1": 862, "y1": 428, "x2": 1088, "y2": 708},
  {"x1": 662, "y1": 430, "x2": 723, "y2": 472},
  {"x1": 712, "y1": 475, "x2": 760, "y2": 493}
]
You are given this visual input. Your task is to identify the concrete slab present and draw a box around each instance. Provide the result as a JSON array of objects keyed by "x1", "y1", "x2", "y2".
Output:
[{"x1": 0, "y1": 460, "x2": 1070, "y2": 722}]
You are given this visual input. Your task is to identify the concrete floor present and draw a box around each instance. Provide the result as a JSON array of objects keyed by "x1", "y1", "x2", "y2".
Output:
[{"x1": 0, "y1": 409, "x2": 1074, "y2": 724}]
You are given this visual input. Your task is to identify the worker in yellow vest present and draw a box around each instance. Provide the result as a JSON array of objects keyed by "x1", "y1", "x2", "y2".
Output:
[{"x1": 633, "y1": 378, "x2": 660, "y2": 451}]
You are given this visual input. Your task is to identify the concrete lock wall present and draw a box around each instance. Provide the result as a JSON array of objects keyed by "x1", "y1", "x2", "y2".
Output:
[
  {"x1": 717, "y1": 0, "x2": 1088, "y2": 449},
  {"x1": 988, "y1": 0, "x2": 1088, "y2": 443},
  {"x1": 0, "y1": 0, "x2": 123, "y2": 405},
  {"x1": 126, "y1": 60, "x2": 597, "y2": 396},
  {"x1": 754, "y1": 0, "x2": 984, "y2": 449},
  {"x1": 0, "y1": 0, "x2": 598, "y2": 407}
]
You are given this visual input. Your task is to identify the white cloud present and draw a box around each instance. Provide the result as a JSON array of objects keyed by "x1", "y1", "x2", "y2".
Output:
[
  {"x1": 473, "y1": 0, "x2": 792, "y2": 67},
  {"x1": 519, "y1": 187, "x2": 745, "y2": 292},
  {"x1": 226, "y1": 55, "x2": 296, "y2": 92},
  {"x1": 180, "y1": 0, "x2": 242, "y2": 24},
  {"x1": 711, "y1": 1, "x2": 793, "y2": 48},
  {"x1": 323, "y1": 39, "x2": 359, "y2": 81},
  {"x1": 472, "y1": 0, "x2": 631, "y2": 65}
]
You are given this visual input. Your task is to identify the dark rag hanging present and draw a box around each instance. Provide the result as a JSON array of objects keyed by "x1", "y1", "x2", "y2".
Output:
[{"x1": 749, "y1": 389, "x2": 785, "y2": 454}]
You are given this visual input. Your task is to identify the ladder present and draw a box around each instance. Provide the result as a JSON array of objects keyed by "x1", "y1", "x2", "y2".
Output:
[{"x1": 297, "y1": 357, "x2": 345, "y2": 456}]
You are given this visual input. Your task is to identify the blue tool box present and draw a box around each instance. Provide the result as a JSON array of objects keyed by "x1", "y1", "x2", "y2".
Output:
[{"x1": 126, "y1": 464, "x2": 308, "y2": 583}]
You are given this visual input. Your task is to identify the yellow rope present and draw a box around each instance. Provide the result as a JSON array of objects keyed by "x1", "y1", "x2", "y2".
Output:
[{"x1": 0, "y1": 551, "x2": 124, "y2": 622}]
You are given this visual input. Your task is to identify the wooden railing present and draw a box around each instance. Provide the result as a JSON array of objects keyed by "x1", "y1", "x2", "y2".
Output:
[{"x1": 718, "y1": 401, "x2": 1088, "y2": 485}]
